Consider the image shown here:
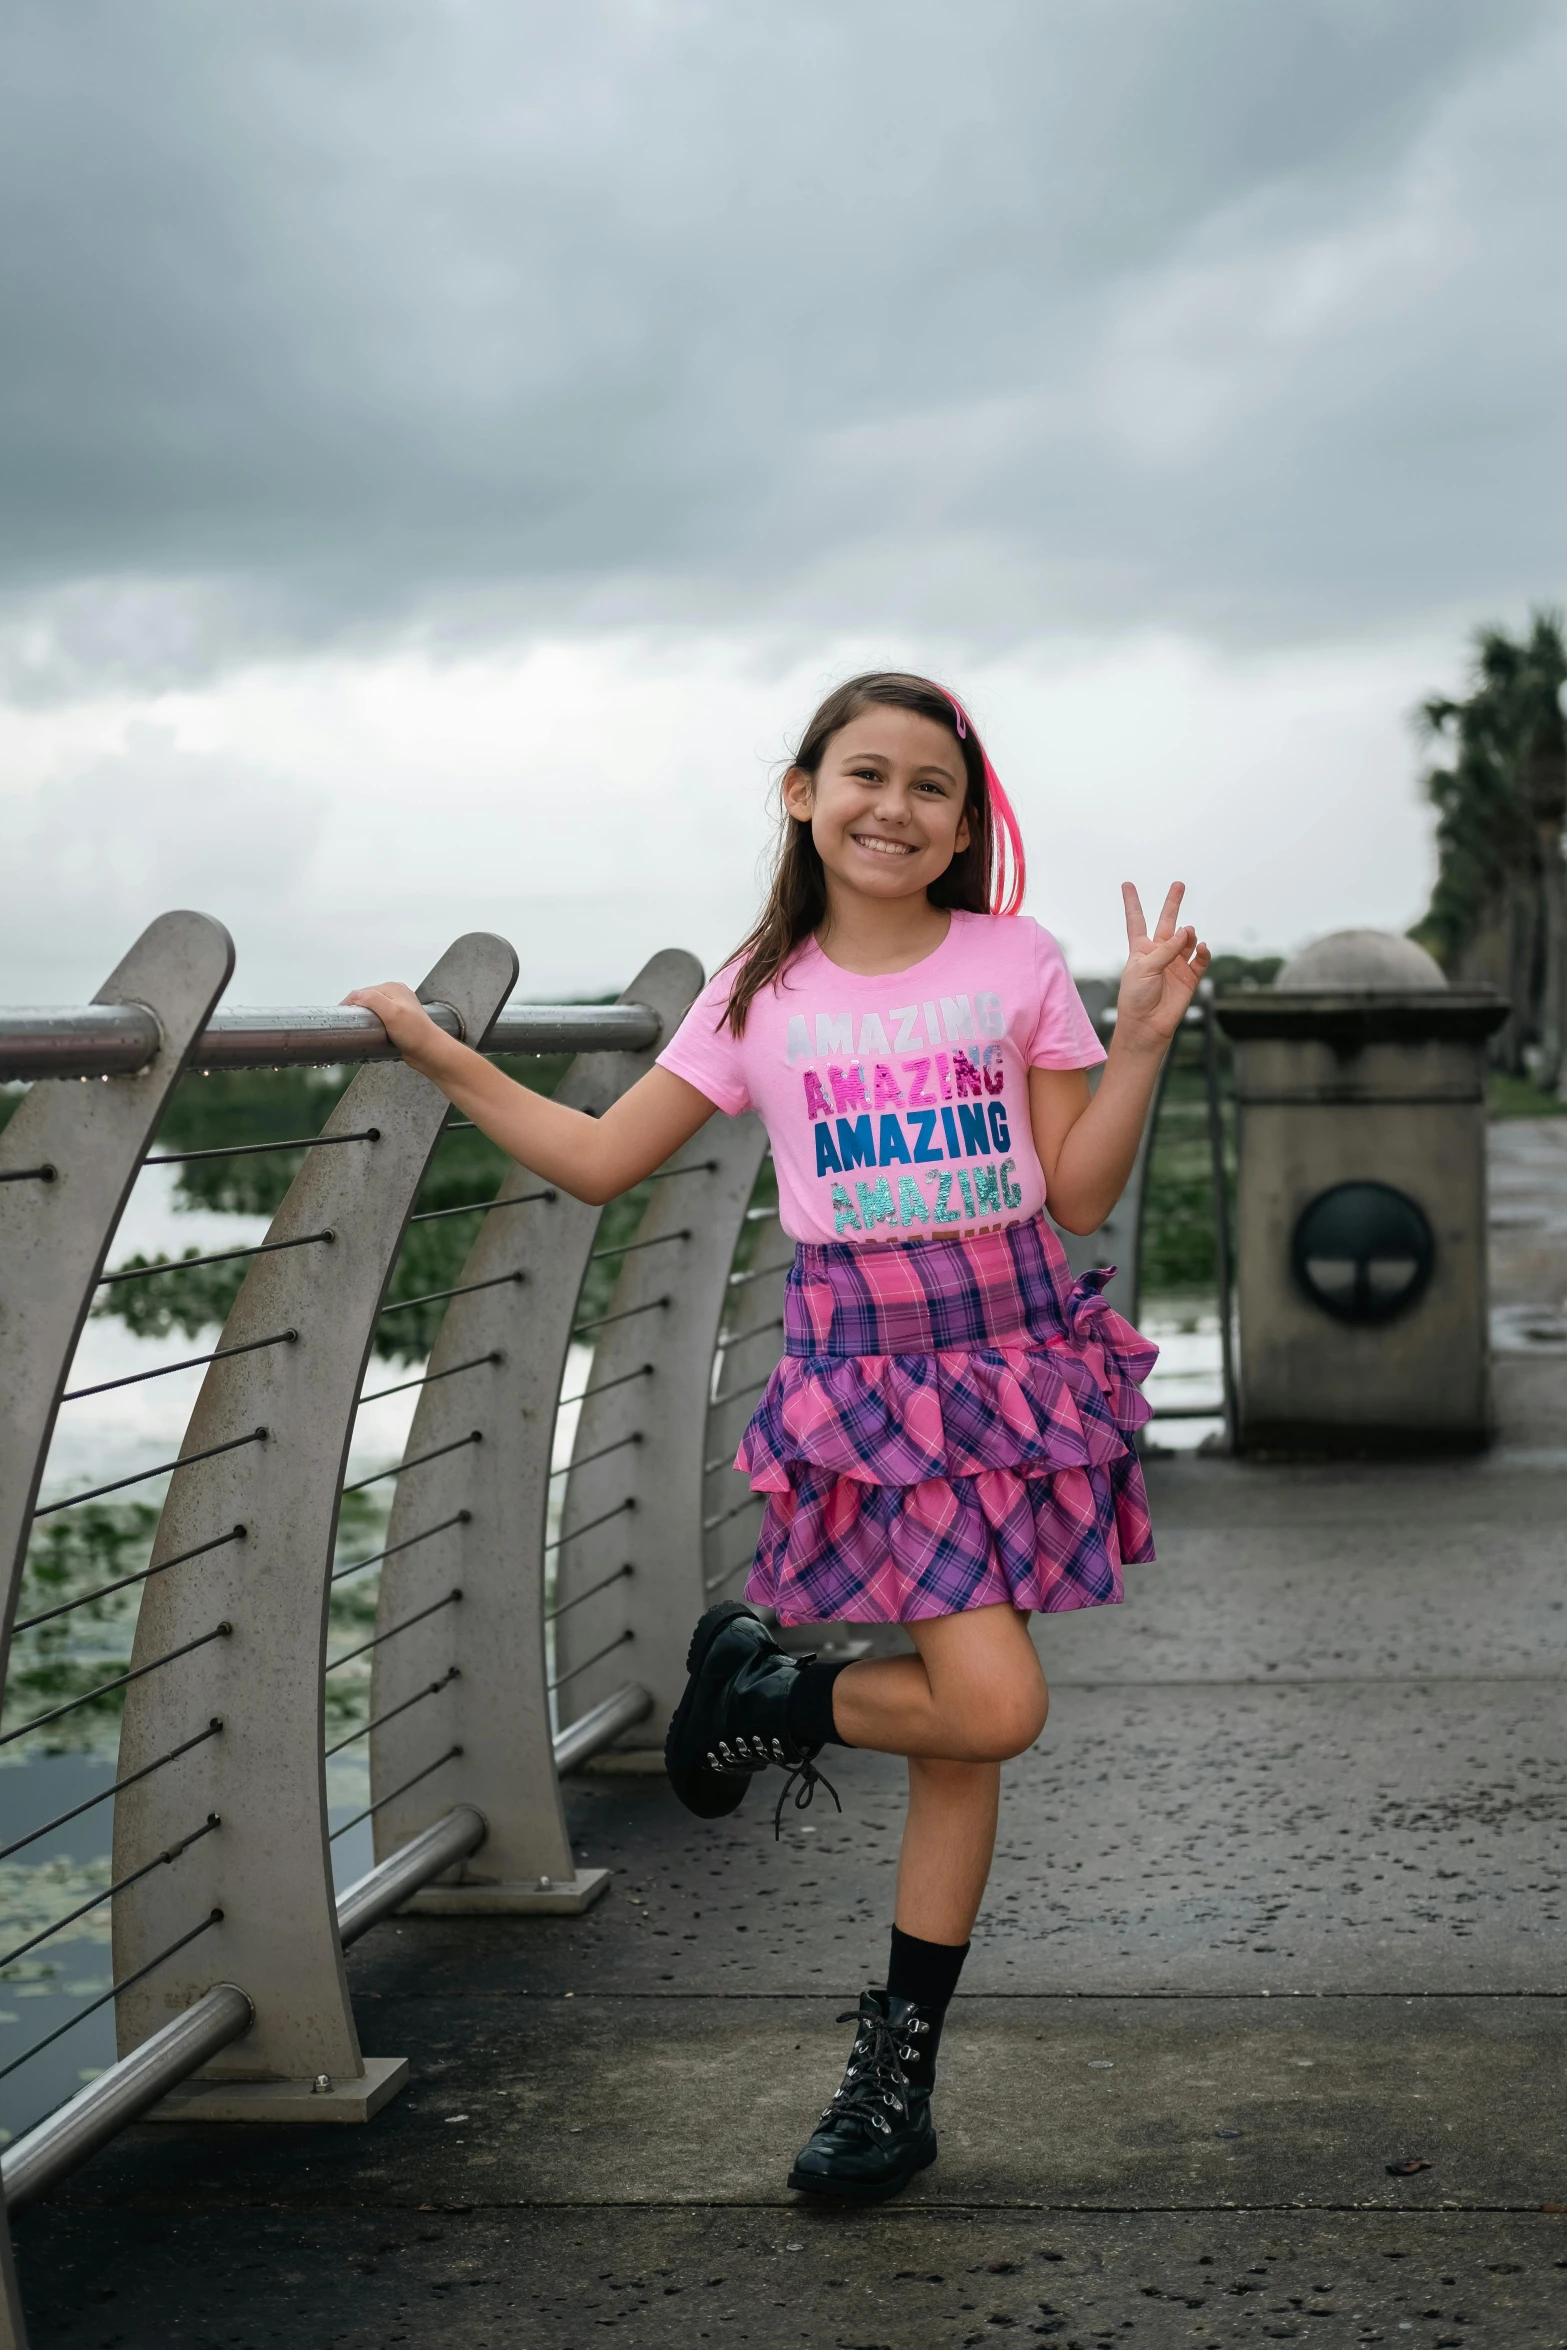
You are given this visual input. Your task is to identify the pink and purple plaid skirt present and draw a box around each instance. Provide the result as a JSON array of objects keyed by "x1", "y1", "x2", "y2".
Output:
[{"x1": 735, "y1": 1214, "x2": 1157, "y2": 1626}]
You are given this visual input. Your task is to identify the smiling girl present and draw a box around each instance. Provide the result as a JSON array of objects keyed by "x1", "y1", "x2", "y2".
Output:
[{"x1": 347, "y1": 670, "x2": 1206, "y2": 2205}]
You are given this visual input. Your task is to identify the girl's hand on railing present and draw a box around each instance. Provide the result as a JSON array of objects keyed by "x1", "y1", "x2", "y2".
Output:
[
  {"x1": 1115, "y1": 883, "x2": 1210, "y2": 1053},
  {"x1": 342, "y1": 983, "x2": 452, "y2": 1073}
]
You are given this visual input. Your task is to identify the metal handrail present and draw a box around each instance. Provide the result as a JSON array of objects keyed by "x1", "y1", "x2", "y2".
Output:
[{"x1": 0, "y1": 998, "x2": 661, "y2": 1080}]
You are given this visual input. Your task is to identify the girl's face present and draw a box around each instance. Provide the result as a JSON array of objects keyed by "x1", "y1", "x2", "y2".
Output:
[{"x1": 783, "y1": 708, "x2": 971, "y2": 904}]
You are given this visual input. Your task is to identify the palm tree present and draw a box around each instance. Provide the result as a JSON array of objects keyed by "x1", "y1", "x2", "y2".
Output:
[{"x1": 1412, "y1": 611, "x2": 1567, "y2": 1084}]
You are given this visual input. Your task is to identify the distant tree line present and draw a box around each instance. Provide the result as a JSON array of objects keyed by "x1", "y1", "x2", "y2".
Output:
[{"x1": 1410, "y1": 609, "x2": 1567, "y2": 1085}]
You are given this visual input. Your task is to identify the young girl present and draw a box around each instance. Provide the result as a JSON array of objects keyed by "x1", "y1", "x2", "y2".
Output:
[{"x1": 347, "y1": 670, "x2": 1205, "y2": 2206}]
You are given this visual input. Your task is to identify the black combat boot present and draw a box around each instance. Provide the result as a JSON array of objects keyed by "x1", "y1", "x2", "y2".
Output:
[
  {"x1": 787, "y1": 1988, "x2": 940, "y2": 2203},
  {"x1": 665, "y1": 1602, "x2": 840, "y2": 1831}
]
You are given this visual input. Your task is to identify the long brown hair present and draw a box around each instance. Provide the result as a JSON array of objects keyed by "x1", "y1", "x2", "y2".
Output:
[{"x1": 722, "y1": 671, "x2": 1011, "y2": 1036}]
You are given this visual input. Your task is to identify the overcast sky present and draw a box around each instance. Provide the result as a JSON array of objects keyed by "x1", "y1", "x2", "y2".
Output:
[{"x1": 3, "y1": 0, "x2": 1564, "y2": 1002}]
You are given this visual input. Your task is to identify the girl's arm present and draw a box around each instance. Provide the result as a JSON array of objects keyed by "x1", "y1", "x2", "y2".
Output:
[
  {"x1": 1027, "y1": 883, "x2": 1209, "y2": 1237},
  {"x1": 342, "y1": 982, "x2": 718, "y2": 1206}
]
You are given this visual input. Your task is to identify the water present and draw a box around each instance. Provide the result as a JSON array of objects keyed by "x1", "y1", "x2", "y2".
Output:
[{"x1": 1139, "y1": 1297, "x2": 1226, "y2": 1451}]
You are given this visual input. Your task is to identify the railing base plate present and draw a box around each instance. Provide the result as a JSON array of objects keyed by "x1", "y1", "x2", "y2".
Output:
[
  {"x1": 142, "y1": 2054, "x2": 409, "y2": 2124},
  {"x1": 399, "y1": 1867, "x2": 610, "y2": 1916}
]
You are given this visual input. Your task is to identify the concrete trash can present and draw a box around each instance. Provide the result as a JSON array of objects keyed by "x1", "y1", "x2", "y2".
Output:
[{"x1": 1215, "y1": 930, "x2": 1507, "y2": 1454}]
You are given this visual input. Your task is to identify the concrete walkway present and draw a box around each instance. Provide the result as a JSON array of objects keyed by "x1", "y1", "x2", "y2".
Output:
[{"x1": 14, "y1": 1126, "x2": 1567, "y2": 2347}]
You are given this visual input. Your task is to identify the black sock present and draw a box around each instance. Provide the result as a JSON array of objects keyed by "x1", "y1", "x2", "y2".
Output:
[
  {"x1": 785, "y1": 1657, "x2": 851, "y2": 1750},
  {"x1": 886, "y1": 1924, "x2": 969, "y2": 2018}
]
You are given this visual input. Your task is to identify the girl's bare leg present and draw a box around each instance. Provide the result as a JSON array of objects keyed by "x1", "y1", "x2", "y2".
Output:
[
  {"x1": 895, "y1": 1753, "x2": 1000, "y2": 1943},
  {"x1": 830, "y1": 1602, "x2": 1048, "y2": 1763},
  {"x1": 830, "y1": 1607, "x2": 1049, "y2": 1942}
]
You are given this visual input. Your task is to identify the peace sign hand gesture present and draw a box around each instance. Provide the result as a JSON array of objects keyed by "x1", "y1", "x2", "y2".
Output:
[{"x1": 1116, "y1": 882, "x2": 1211, "y2": 1052}]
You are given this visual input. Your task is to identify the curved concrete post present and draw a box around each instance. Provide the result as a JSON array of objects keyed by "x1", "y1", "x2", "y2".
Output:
[
  {"x1": 0, "y1": 912, "x2": 235, "y2": 1665},
  {"x1": 0, "y1": 911, "x2": 232, "y2": 2350},
  {"x1": 552, "y1": 1112, "x2": 776, "y2": 1742},
  {"x1": 371, "y1": 951, "x2": 702, "y2": 1917},
  {"x1": 111, "y1": 934, "x2": 518, "y2": 2120}
]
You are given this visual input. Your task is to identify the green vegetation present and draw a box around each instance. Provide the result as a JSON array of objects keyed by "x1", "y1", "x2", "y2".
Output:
[
  {"x1": 1138, "y1": 1022, "x2": 1230, "y2": 1300},
  {"x1": 1130, "y1": 962, "x2": 1284, "y2": 1305},
  {"x1": 2, "y1": 1503, "x2": 161, "y2": 1753},
  {"x1": 1205, "y1": 952, "x2": 1285, "y2": 992},
  {"x1": 1410, "y1": 610, "x2": 1566, "y2": 973},
  {"x1": 1487, "y1": 1070, "x2": 1567, "y2": 1119}
]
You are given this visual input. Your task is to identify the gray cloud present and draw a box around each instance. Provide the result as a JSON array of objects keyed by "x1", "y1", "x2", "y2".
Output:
[{"x1": 1, "y1": 0, "x2": 1562, "y2": 689}]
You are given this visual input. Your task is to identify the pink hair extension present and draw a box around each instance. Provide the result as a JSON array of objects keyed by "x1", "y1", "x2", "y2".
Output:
[{"x1": 942, "y1": 690, "x2": 1027, "y2": 917}]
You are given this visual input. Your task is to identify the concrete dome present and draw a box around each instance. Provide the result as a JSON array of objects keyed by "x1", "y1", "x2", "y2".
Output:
[{"x1": 1274, "y1": 929, "x2": 1447, "y2": 994}]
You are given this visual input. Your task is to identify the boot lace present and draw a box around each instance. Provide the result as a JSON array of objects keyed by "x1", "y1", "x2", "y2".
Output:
[
  {"x1": 820, "y1": 2008, "x2": 916, "y2": 2138},
  {"x1": 772, "y1": 1749, "x2": 841, "y2": 1839}
]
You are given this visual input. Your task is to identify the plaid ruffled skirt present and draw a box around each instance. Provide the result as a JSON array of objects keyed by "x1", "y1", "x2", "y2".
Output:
[{"x1": 735, "y1": 1213, "x2": 1157, "y2": 1626}]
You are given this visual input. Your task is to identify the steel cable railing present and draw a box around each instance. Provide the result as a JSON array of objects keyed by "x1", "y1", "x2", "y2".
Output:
[
  {"x1": 702, "y1": 1493, "x2": 763, "y2": 1535},
  {"x1": 60, "y1": 1330, "x2": 298, "y2": 1404},
  {"x1": 315, "y1": 1096, "x2": 554, "y2": 1930},
  {"x1": 323, "y1": 1669, "x2": 459, "y2": 1760},
  {"x1": 571, "y1": 1295, "x2": 670, "y2": 1339},
  {"x1": 328, "y1": 1748, "x2": 462, "y2": 1842},
  {"x1": 589, "y1": 1228, "x2": 691, "y2": 1262},
  {"x1": 718, "y1": 1314, "x2": 786, "y2": 1351},
  {"x1": 549, "y1": 1433, "x2": 642, "y2": 1478},
  {"x1": 8, "y1": 967, "x2": 511, "y2": 2176},
  {"x1": 11, "y1": 1527, "x2": 245, "y2": 1636},
  {"x1": 325, "y1": 1590, "x2": 462, "y2": 1675},
  {"x1": 0, "y1": 1723, "x2": 224, "y2": 1866},
  {"x1": 0, "y1": 943, "x2": 713, "y2": 2280},
  {"x1": 726, "y1": 1259, "x2": 793, "y2": 1289},
  {"x1": 0, "y1": 946, "x2": 789, "y2": 2288},
  {"x1": 95, "y1": 1230, "x2": 335, "y2": 1285},
  {"x1": 408, "y1": 1189, "x2": 553, "y2": 1225},
  {"x1": 709, "y1": 1372, "x2": 774, "y2": 1412},
  {"x1": 29, "y1": 1430, "x2": 267, "y2": 1520},
  {"x1": 544, "y1": 1499, "x2": 635, "y2": 1554},
  {"x1": 145, "y1": 1129, "x2": 380, "y2": 1166},
  {"x1": 547, "y1": 1628, "x2": 633, "y2": 1693},
  {"x1": 331, "y1": 1512, "x2": 470, "y2": 1586},
  {"x1": 692, "y1": 1171, "x2": 786, "y2": 1611},
  {"x1": 0, "y1": 1816, "x2": 220, "y2": 1977},
  {"x1": 557, "y1": 1362, "x2": 654, "y2": 1410},
  {"x1": 342, "y1": 1431, "x2": 482, "y2": 1496},
  {"x1": 0, "y1": 1625, "x2": 233, "y2": 1748},
  {"x1": 377, "y1": 1269, "x2": 525, "y2": 1318},
  {"x1": 544, "y1": 1562, "x2": 633, "y2": 1623},
  {"x1": 357, "y1": 1355, "x2": 500, "y2": 1406}
]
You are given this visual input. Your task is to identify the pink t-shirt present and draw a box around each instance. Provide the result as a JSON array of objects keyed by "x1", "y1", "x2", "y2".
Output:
[{"x1": 657, "y1": 911, "x2": 1105, "y2": 1246}]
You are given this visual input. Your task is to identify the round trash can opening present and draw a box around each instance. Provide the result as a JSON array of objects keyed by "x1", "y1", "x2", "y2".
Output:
[{"x1": 1290, "y1": 1181, "x2": 1435, "y2": 1325}]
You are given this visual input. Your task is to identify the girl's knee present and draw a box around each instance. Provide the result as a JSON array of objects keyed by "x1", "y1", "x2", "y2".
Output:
[
  {"x1": 982, "y1": 1691, "x2": 1052, "y2": 1767},
  {"x1": 963, "y1": 1672, "x2": 1048, "y2": 1762}
]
